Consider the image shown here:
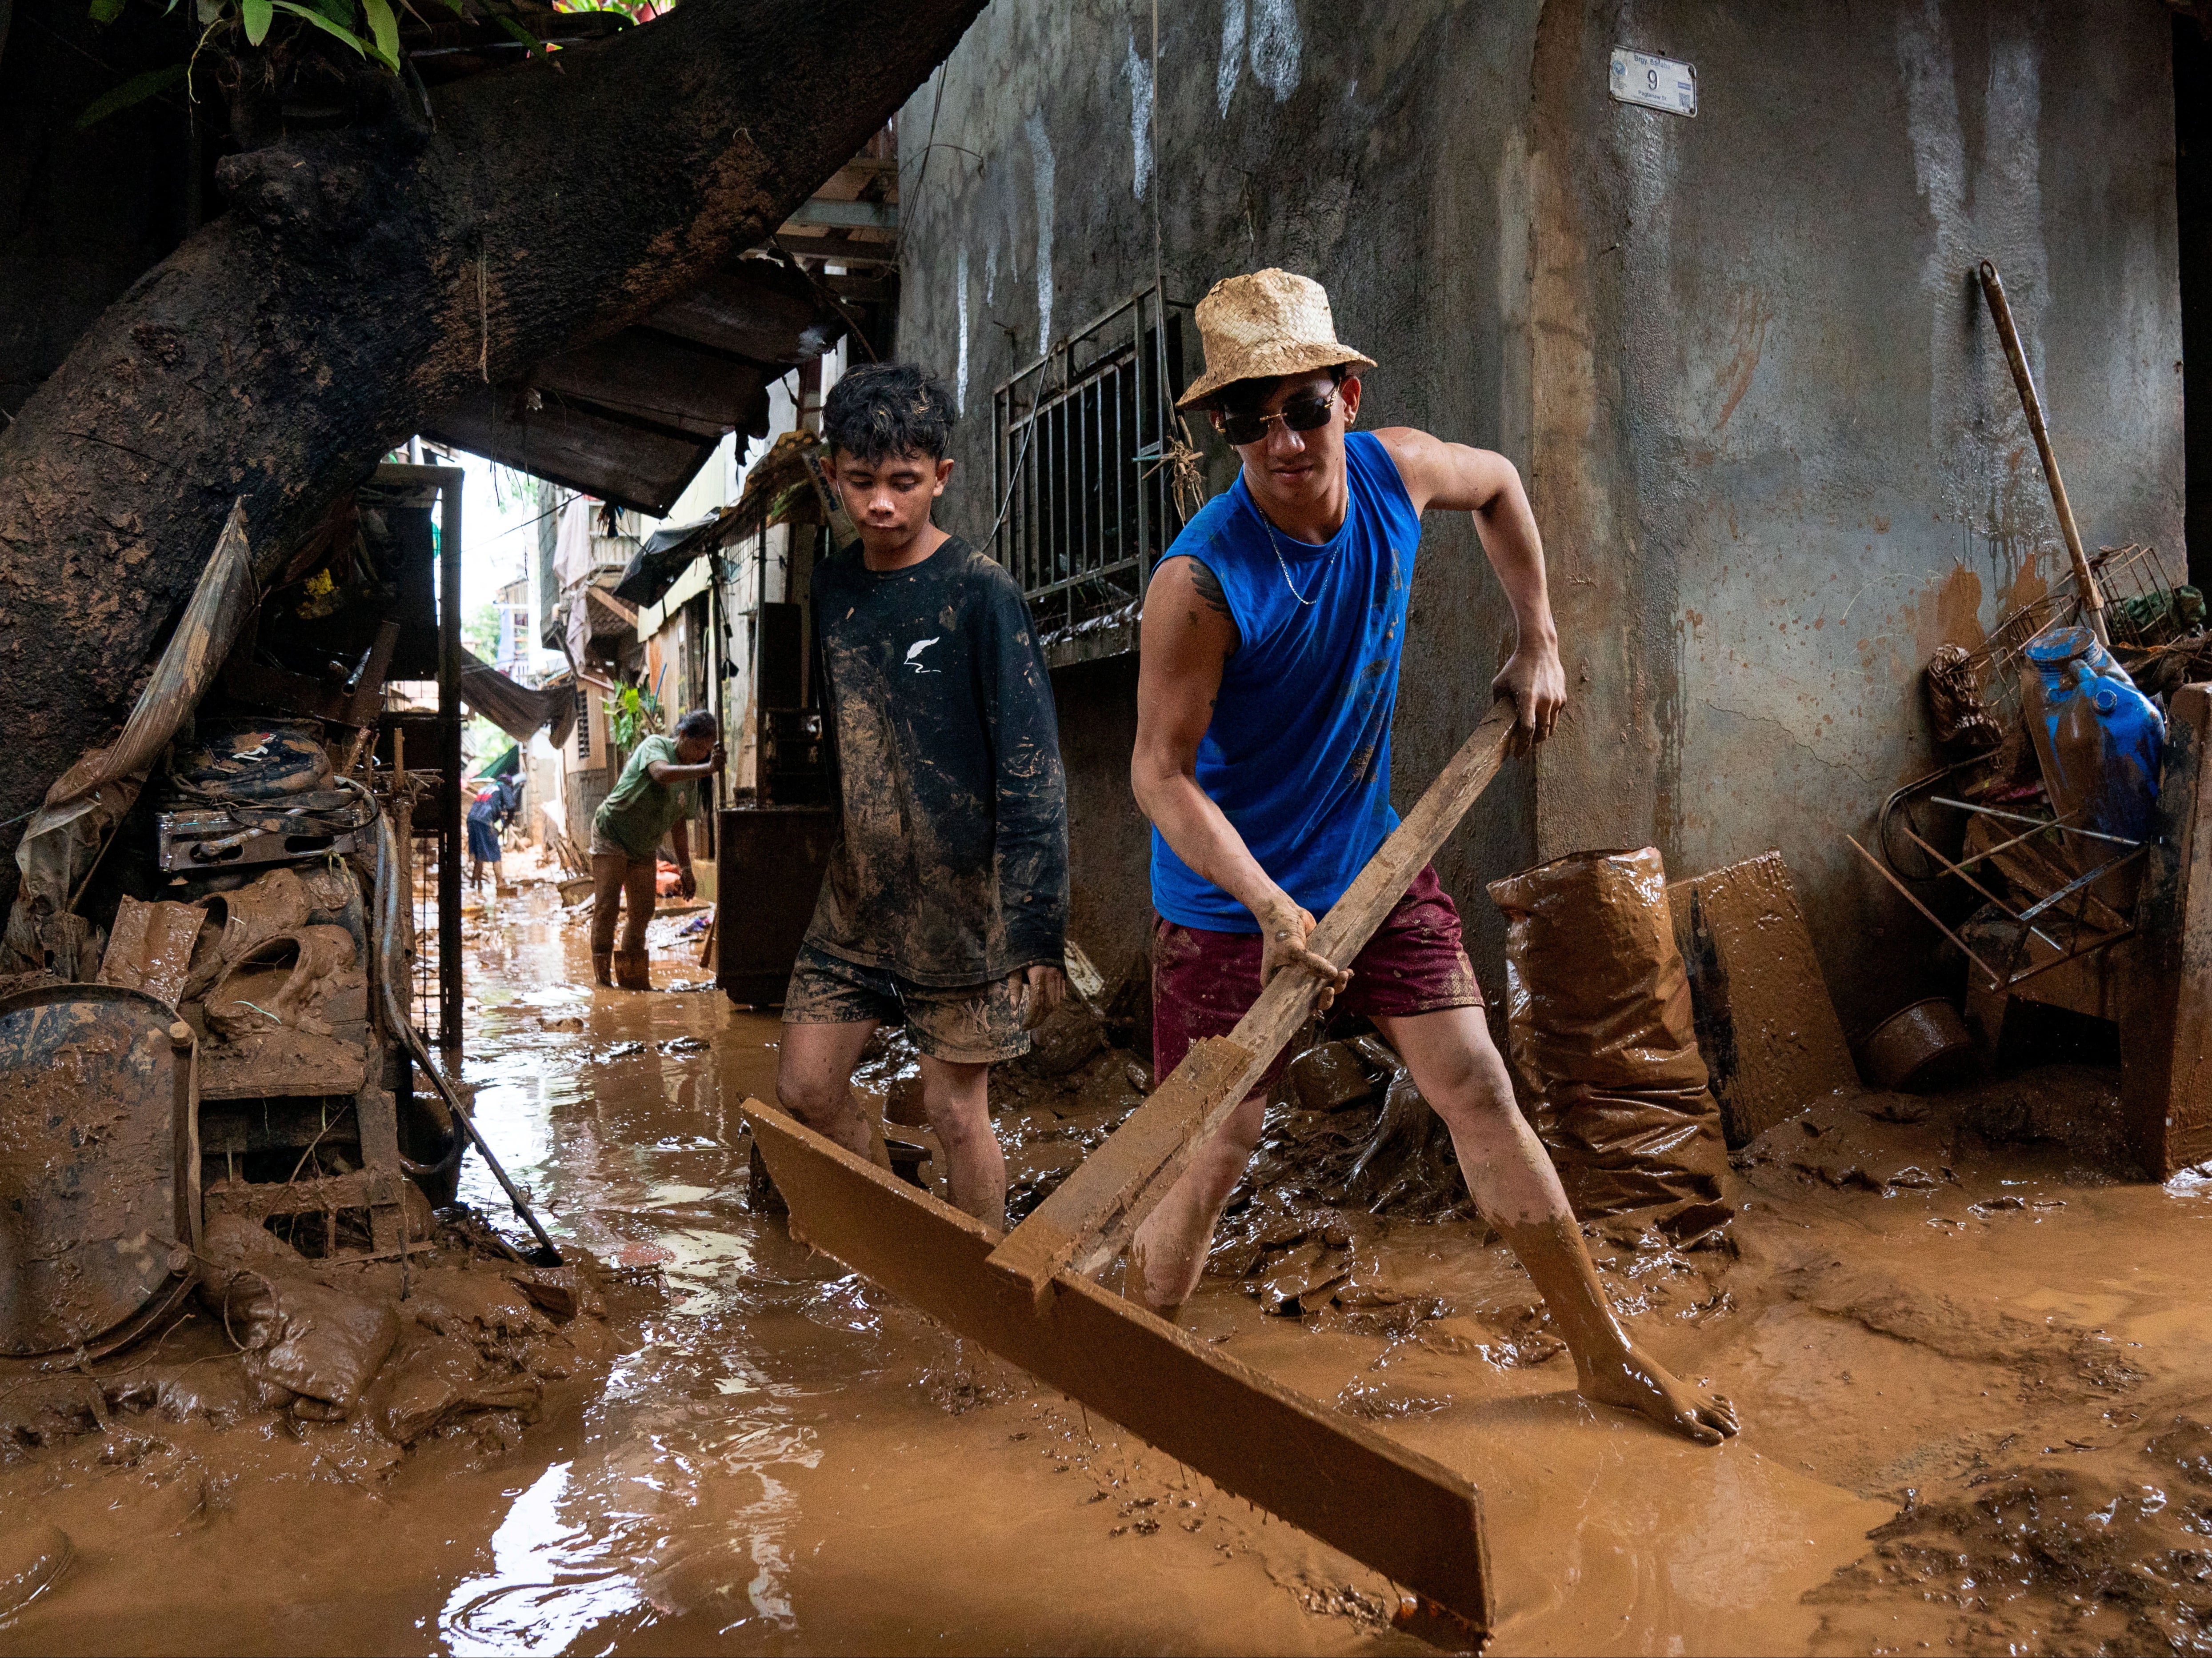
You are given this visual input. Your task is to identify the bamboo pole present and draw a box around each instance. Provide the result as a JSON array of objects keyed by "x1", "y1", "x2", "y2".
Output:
[{"x1": 1978, "y1": 260, "x2": 2109, "y2": 646}]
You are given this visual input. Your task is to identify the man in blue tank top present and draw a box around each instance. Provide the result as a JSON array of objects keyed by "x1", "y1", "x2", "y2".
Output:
[{"x1": 1130, "y1": 269, "x2": 1736, "y2": 1445}]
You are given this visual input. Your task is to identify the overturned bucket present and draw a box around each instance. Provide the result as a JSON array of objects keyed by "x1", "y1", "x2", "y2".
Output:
[{"x1": 1487, "y1": 847, "x2": 1732, "y2": 1245}]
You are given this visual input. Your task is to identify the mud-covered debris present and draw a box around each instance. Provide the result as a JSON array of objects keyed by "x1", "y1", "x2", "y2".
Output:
[
  {"x1": 362, "y1": 1332, "x2": 543, "y2": 1445},
  {"x1": 1739, "y1": 1091, "x2": 1961, "y2": 1195},
  {"x1": 1846, "y1": 1450, "x2": 2212, "y2": 1654},
  {"x1": 1286, "y1": 1036, "x2": 1395, "y2": 1112},
  {"x1": 197, "y1": 1215, "x2": 399, "y2": 1418},
  {"x1": 1015, "y1": 997, "x2": 1107, "y2": 1077}
]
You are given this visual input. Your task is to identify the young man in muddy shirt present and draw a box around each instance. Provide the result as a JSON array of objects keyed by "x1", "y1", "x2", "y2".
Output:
[
  {"x1": 1128, "y1": 269, "x2": 1737, "y2": 1445},
  {"x1": 776, "y1": 363, "x2": 1069, "y2": 1226}
]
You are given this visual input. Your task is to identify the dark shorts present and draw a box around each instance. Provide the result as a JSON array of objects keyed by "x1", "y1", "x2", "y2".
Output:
[
  {"x1": 782, "y1": 940, "x2": 1033, "y2": 1066},
  {"x1": 466, "y1": 818, "x2": 501, "y2": 862},
  {"x1": 1152, "y1": 863, "x2": 1483, "y2": 1087}
]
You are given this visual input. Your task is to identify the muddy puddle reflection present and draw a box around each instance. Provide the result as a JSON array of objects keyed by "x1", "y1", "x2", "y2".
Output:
[{"x1": 8, "y1": 871, "x2": 2212, "y2": 1655}]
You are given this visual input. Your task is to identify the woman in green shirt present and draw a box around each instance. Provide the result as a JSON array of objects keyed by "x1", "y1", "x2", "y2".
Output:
[{"x1": 590, "y1": 708, "x2": 724, "y2": 988}]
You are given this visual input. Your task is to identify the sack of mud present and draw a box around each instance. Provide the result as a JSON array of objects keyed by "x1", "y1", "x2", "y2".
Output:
[
  {"x1": 1488, "y1": 847, "x2": 1732, "y2": 1246},
  {"x1": 196, "y1": 1214, "x2": 399, "y2": 1418}
]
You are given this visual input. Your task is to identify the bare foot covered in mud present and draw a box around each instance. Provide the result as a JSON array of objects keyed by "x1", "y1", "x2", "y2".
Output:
[{"x1": 1576, "y1": 1345, "x2": 1738, "y2": 1445}]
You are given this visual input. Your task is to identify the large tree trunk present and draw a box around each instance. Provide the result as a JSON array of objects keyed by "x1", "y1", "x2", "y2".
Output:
[{"x1": 0, "y1": 0, "x2": 980, "y2": 905}]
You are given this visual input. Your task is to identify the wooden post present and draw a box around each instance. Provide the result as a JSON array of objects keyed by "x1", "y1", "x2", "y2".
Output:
[
  {"x1": 436, "y1": 467, "x2": 464, "y2": 1054},
  {"x1": 2123, "y1": 683, "x2": 2212, "y2": 1174}
]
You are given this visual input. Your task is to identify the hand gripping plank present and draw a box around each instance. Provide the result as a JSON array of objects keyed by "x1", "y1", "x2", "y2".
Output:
[{"x1": 986, "y1": 699, "x2": 1520, "y2": 1303}]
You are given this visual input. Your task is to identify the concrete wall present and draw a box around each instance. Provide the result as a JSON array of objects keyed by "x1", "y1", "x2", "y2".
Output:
[{"x1": 899, "y1": 0, "x2": 2183, "y2": 1031}]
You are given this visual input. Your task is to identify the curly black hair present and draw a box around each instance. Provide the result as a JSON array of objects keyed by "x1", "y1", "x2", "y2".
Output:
[{"x1": 822, "y1": 361, "x2": 956, "y2": 464}]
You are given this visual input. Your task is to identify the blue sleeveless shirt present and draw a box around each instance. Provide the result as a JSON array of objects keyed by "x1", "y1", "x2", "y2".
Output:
[{"x1": 1149, "y1": 431, "x2": 1422, "y2": 931}]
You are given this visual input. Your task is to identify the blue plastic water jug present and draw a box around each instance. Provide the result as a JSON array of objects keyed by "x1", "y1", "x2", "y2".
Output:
[{"x1": 2019, "y1": 626, "x2": 2164, "y2": 845}]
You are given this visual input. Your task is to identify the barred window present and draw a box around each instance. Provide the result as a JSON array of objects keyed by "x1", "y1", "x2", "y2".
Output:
[{"x1": 991, "y1": 285, "x2": 1198, "y2": 645}]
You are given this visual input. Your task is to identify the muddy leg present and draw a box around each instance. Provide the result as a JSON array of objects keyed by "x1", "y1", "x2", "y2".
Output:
[
  {"x1": 1374, "y1": 1005, "x2": 1739, "y2": 1446},
  {"x1": 775, "y1": 1019, "x2": 880, "y2": 1163},
  {"x1": 1125, "y1": 1091, "x2": 1267, "y2": 1316},
  {"x1": 588, "y1": 853, "x2": 625, "y2": 986},
  {"x1": 914, "y1": 1054, "x2": 1006, "y2": 1227},
  {"x1": 619, "y1": 858, "x2": 656, "y2": 954}
]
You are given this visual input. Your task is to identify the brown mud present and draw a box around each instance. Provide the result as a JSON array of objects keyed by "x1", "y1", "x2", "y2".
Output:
[{"x1": 0, "y1": 858, "x2": 2207, "y2": 1653}]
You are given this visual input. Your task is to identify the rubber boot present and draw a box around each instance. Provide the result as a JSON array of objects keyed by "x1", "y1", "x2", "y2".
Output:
[
  {"x1": 592, "y1": 951, "x2": 614, "y2": 988},
  {"x1": 613, "y1": 949, "x2": 653, "y2": 991}
]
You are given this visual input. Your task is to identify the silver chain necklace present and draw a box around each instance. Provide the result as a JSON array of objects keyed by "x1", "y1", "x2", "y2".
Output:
[{"x1": 1261, "y1": 512, "x2": 1341, "y2": 607}]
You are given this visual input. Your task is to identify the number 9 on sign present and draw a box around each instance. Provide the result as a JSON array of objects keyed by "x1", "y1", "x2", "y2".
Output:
[{"x1": 1610, "y1": 47, "x2": 1697, "y2": 117}]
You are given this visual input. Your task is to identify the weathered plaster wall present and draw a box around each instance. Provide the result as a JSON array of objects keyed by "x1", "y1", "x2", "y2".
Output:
[
  {"x1": 1528, "y1": 1, "x2": 2182, "y2": 1031},
  {"x1": 900, "y1": 0, "x2": 2183, "y2": 1033}
]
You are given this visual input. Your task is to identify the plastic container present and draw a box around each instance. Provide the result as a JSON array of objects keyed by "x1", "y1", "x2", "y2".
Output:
[{"x1": 2018, "y1": 626, "x2": 2164, "y2": 845}]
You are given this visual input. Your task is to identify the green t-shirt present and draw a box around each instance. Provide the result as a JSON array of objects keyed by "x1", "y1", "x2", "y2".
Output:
[{"x1": 592, "y1": 735, "x2": 694, "y2": 863}]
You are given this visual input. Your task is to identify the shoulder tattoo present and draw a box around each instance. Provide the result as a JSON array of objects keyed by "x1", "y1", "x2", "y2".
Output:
[{"x1": 1188, "y1": 559, "x2": 1230, "y2": 616}]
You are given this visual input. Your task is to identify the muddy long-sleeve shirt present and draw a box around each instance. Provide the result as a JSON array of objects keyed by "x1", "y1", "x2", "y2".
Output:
[{"x1": 803, "y1": 534, "x2": 1068, "y2": 988}]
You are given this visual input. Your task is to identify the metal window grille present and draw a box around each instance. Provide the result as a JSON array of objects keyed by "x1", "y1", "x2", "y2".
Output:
[
  {"x1": 574, "y1": 683, "x2": 592, "y2": 761},
  {"x1": 992, "y1": 284, "x2": 1193, "y2": 635}
]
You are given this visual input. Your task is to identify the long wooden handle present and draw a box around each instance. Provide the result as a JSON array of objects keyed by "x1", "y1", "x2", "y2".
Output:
[
  {"x1": 1979, "y1": 260, "x2": 2108, "y2": 644},
  {"x1": 986, "y1": 699, "x2": 1521, "y2": 1302}
]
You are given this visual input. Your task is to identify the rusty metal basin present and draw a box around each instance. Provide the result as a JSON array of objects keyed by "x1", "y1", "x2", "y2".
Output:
[
  {"x1": 0, "y1": 986, "x2": 196, "y2": 1356},
  {"x1": 1860, "y1": 996, "x2": 1978, "y2": 1093}
]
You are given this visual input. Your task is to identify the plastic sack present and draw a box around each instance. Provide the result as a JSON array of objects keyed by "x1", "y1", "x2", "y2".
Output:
[{"x1": 1487, "y1": 847, "x2": 1731, "y2": 1245}]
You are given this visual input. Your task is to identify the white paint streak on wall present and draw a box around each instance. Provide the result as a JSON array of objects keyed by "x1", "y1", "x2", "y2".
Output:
[
  {"x1": 956, "y1": 244, "x2": 970, "y2": 416},
  {"x1": 1126, "y1": 31, "x2": 1154, "y2": 200},
  {"x1": 1897, "y1": 0, "x2": 1973, "y2": 516},
  {"x1": 1899, "y1": 2, "x2": 2047, "y2": 565},
  {"x1": 1027, "y1": 111, "x2": 1056, "y2": 351},
  {"x1": 1247, "y1": 0, "x2": 1302, "y2": 102},
  {"x1": 1217, "y1": 0, "x2": 1244, "y2": 118},
  {"x1": 984, "y1": 238, "x2": 998, "y2": 306}
]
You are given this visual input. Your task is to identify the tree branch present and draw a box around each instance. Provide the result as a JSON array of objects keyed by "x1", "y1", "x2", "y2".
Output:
[{"x1": 0, "y1": 0, "x2": 985, "y2": 899}]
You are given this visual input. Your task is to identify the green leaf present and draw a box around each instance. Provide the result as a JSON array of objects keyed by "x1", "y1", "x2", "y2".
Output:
[
  {"x1": 361, "y1": 0, "x2": 401, "y2": 70},
  {"x1": 270, "y1": 0, "x2": 368, "y2": 54},
  {"x1": 76, "y1": 62, "x2": 188, "y2": 128},
  {"x1": 241, "y1": 0, "x2": 272, "y2": 43},
  {"x1": 493, "y1": 13, "x2": 546, "y2": 56},
  {"x1": 87, "y1": 0, "x2": 127, "y2": 23}
]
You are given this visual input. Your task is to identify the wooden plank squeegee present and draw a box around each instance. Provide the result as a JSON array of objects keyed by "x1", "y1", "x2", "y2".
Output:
[{"x1": 739, "y1": 698, "x2": 1519, "y2": 1631}]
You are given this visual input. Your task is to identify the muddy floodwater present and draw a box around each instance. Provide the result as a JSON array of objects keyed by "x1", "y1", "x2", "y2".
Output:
[{"x1": 2, "y1": 868, "x2": 2211, "y2": 1655}]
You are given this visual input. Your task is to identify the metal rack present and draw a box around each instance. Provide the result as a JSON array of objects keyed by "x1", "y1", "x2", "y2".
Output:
[{"x1": 1857, "y1": 542, "x2": 2185, "y2": 992}]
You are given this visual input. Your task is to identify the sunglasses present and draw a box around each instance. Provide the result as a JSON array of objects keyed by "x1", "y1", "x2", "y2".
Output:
[{"x1": 1215, "y1": 387, "x2": 1340, "y2": 447}]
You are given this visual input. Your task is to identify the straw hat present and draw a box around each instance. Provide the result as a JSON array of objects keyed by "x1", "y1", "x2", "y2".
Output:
[{"x1": 1176, "y1": 269, "x2": 1376, "y2": 409}]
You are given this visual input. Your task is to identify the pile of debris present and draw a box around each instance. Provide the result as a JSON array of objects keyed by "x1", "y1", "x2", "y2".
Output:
[
  {"x1": 0, "y1": 495, "x2": 582, "y2": 1474},
  {"x1": 0, "y1": 1204, "x2": 613, "y2": 1466}
]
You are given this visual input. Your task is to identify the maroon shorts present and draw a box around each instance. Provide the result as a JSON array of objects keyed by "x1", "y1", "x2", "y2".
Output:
[{"x1": 1152, "y1": 863, "x2": 1484, "y2": 1087}]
